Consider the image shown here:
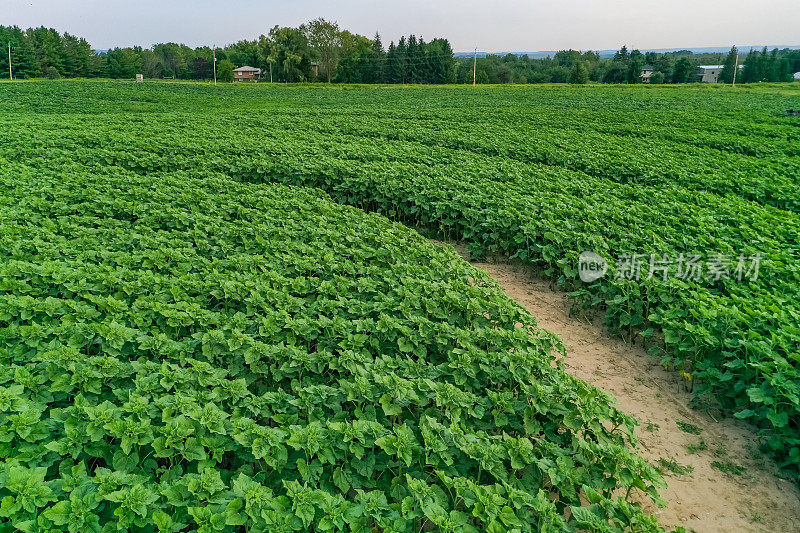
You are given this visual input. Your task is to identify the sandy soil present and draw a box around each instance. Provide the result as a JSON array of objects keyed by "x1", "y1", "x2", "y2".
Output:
[{"x1": 448, "y1": 244, "x2": 800, "y2": 533}]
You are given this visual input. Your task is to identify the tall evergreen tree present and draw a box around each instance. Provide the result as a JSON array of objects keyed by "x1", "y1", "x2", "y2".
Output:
[
  {"x1": 406, "y1": 35, "x2": 420, "y2": 83},
  {"x1": 672, "y1": 57, "x2": 694, "y2": 83},
  {"x1": 367, "y1": 33, "x2": 385, "y2": 83},
  {"x1": 428, "y1": 38, "x2": 456, "y2": 84},
  {"x1": 758, "y1": 47, "x2": 770, "y2": 81},
  {"x1": 386, "y1": 41, "x2": 399, "y2": 83},
  {"x1": 568, "y1": 61, "x2": 589, "y2": 84},
  {"x1": 719, "y1": 46, "x2": 738, "y2": 84},
  {"x1": 395, "y1": 37, "x2": 408, "y2": 83},
  {"x1": 627, "y1": 49, "x2": 645, "y2": 83},
  {"x1": 62, "y1": 33, "x2": 93, "y2": 77},
  {"x1": 27, "y1": 27, "x2": 66, "y2": 76},
  {"x1": 0, "y1": 26, "x2": 38, "y2": 78},
  {"x1": 613, "y1": 45, "x2": 629, "y2": 63},
  {"x1": 765, "y1": 48, "x2": 789, "y2": 82}
]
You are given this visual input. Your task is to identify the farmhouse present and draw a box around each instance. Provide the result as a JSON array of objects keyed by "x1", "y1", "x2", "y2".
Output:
[
  {"x1": 697, "y1": 65, "x2": 723, "y2": 83},
  {"x1": 233, "y1": 66, "x2": 261, "y2": 82},
  {"x1": 640, "y1": 64, "x2": 654, "y2": 83},
  {"x1": 696, "y1": 64, "x2": 744, "y2": 83}
]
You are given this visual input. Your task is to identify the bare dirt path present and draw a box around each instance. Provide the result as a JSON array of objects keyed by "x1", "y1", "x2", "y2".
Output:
[{"x1": 449, "y1": 245, "x2": 800, "y2": 533}]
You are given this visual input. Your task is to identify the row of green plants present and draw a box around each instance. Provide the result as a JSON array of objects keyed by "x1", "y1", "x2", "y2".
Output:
[
  {"x1": 327, "y1": 116, "x2": 800, "y2": 212},
  {"x1": 4, "y1": 83, "x2": 798, "y2": 212},
  {"x1": 2, "y1": 82, "x2": 799, "y2": 477},
  {"x1": 7, "y1": 115, "x2": 800, "y2": 478},
  {"x1": 251, "y1": 151, "x2": 800, "y2": 472},
  {"x1": 0, "y1": 161, "x2": 666, "y2": 531},
  {"x1": 233, "y1": 144, "x2": 800, "y2": 476}
]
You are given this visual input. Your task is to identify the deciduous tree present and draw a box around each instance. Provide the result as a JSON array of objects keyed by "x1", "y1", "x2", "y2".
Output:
[{"x1": 300, "y1": 18, "x2": 342, "y2": 82}]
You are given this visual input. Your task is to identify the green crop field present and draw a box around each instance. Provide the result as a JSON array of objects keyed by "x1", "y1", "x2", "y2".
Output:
[{"x1": 0, "y1": 79, "x2": 798, "y2": 531}]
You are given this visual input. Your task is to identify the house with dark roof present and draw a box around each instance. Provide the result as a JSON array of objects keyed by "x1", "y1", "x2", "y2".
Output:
[
  {"x1": 233, "y1": 66, "x2": 261, "y2": 82},
  {"x1": 640, "y1": 64, "x2": 654, "y2": 83}
]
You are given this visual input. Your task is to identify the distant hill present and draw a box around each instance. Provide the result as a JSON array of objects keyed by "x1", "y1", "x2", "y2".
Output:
[{"x1": 455, "y1": 45, "x2": 800, "y2": 59}]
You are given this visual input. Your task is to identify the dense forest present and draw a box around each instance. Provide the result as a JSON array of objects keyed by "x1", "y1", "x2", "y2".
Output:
[
  {"x1": 0, "y1": 21, "x2": 455, "y2": 84},
  {"x1": 1, "y1": 22, "x2": 798, "y2": 84},
  {"x1": 463, "y1": 45, "x2": 799, "y2": 84}
]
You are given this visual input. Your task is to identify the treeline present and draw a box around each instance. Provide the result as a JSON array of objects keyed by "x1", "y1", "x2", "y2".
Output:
[
  {"x1": 738, "y1": 47, "x2": 798, "y2": 83},
  {"x1": 0, "y1": 20, "x2": 455, "y2": 83},
  {"x1": 0, "y1": 26, "x2": 97, "y2": 79},
  {"x1": 461, "y1": 45, "x2": 800, "y2": 84},
  {"x1": 1, "y1": 23, "x2": 798, "y2": 84}
]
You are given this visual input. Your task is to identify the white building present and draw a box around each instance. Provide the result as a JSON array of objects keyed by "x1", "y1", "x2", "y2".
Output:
[
  {"x1": 697, "y1": 65, "x2": 723, "y2": 83},
  {"x1": 696, "y1": 64, "x2": 744, "y2": 83}
]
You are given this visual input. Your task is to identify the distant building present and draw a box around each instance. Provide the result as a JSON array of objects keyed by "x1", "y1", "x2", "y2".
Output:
[
  {"x1": 697, "y1": 65, "x2": 723, "y2": 83},
  {"x1": 696, "y1": 64, "x2": 743, "y2": 83},
  {"x1": 640, "y1": 64, "x2": 654, "y2": 83},
  {"x1": 311, "y1": 62, "x2": 319, "y2": 77},
  {"x1": 233, "y1": 66, "x2": 262, "y2": 82}
]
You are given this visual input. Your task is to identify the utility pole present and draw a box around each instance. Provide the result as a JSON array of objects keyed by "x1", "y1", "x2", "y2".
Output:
[
  {"x1": 7, "y1": 41, "x2": 12, "y2": 81},
  {"x1": 473, "y1": 47, "x2": 477, "y2": 87},
  {"x1": 731, "y1": 45, "x2": 738, "y2": 87},
  {"x1": 212, "y1": 45, "x2": 217, "y2": 86},
  {"x1": 269, "y1": 62, "x2": 273, "y2": 83}
]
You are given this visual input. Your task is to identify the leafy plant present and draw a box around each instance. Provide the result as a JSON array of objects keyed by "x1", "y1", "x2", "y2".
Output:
[
  {"x1": 711, "y1": 461, "x2": 747, "y2": 477},
  {"x1": 0, "y1": 165, "x2": 664, "y2": 531},
  {"x1": 686, "y1": 440, "x2": 707, "y2": 454},
  {"x1": 676, "y1": 422, "x2": 702, "y2": 436},
  {"x1": 656, "y1": 458, "x2": 694, "y2": 477}
]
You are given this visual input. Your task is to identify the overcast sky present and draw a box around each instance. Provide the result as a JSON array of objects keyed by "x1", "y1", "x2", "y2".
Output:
[{"x1": 4, "y1": 0, "x2": 799, "y2": 52}]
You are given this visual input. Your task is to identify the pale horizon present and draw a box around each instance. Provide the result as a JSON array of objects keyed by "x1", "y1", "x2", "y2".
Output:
[{"x1": 4, "y1": 0, "x2": 799, "y2": 52}]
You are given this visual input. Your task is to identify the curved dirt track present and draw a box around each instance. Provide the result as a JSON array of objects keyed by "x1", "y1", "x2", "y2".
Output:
[{"x1": 449, "y1": 245, "x2": 800, "y2": 533}]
